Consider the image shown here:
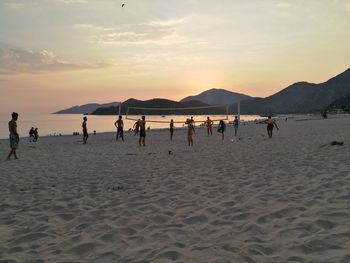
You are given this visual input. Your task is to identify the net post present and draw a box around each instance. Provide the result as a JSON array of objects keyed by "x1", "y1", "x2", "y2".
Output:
[{"x1": 118, "y1": 102, "x2": 122, "y2": 116}]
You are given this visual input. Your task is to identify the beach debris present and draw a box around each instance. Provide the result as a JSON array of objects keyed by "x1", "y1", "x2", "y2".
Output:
[
  {"x1": 330, "y1": 141, "x2": 344, "y2": 146},
  {"x1": 168, "y1": 150, "x2": 173, "y2": 155},
  {"x1": 320, "y1": 141, "x2": 345, "y2": 148},
  {"x1": 122, "y1": 3, "x2": 125, "y2": 7},
  {"x1": 108, "y1": 185, "x2": 124, "y2": 191}
]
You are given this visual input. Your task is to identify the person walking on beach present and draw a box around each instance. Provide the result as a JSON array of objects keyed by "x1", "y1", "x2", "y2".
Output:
[
  {"x1": 133, "y1": 119, "x2": 140, "y2": 136},
  {"x1": 217, "y1": 120, "x2": 226, "y2": 140},
  {"x1": 7, "y1": 112, "x2": 19, "y2": 160},
  {"x1": 29, "y1": 127, "x2": 35, "y2": 142},
  {"x1": 139, "y1": 115, "x2": 146, "y2": 146},
  {"x1": 82, "y1": 116, "x2": 88, "y2": 144},
  {"x1": 266, "y1": 116, "x2": 279, "y2": 138},
  {"x1": 205, "y1": 116, "x2": 213, "y2": 136},
  {"x1": 114, "y1": 115, "x2": 124, "y2": 141},
  {"x1": 233, "y1": 116, "x2": 239, "y2": 136},
  {"x1": 186, "y1": 118, "x2": 194, "y2": 146},
  {"x1": 170, "y1": 119, "x2": 174, "y2": 141},
  {"x1": 33, "y1": 128, "x2": 39, "y2": 142}
]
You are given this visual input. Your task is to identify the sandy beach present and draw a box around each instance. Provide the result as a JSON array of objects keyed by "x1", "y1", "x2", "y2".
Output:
[{"x1": 0, "y1": 115, "x2": 349, "y2": 263}]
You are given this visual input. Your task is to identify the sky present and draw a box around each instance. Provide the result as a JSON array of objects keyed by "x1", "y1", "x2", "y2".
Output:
[{"x1": 0, "y1": 0, "x2": 349, "y2": 113}]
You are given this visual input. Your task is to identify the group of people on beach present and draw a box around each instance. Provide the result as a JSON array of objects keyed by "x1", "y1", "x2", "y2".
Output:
[
  {"x1": 82, "y1": 115, "x2": 147, "y2": 147},
  {"x1": 6, "y1": 112, "x2": 279, "y2": 160},
  {"x1": 29, "y1": 127, "x2": 39, "y2": 142},
  {"x1": 81, "y1": 115, "x2": 279, "y2": 147}
]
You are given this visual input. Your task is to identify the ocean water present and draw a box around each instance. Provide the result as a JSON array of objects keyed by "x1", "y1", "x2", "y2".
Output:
[{"x1": 0, "y1": 114, "x2": 263, "y2": 139}]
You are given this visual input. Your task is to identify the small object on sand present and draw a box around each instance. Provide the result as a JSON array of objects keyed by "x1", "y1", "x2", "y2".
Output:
[
  {"x1": 168, "y1": 150, "x2": 173, "y2": 155},
  {"x1": 122, "y1": 3, "x2": 125, "y2": 7},
  {"x1": 330, "y1": 141, "x2": 344, "y2": 146}
]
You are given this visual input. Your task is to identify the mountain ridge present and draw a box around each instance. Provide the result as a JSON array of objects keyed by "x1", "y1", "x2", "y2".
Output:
[
  {"x1": 54, "y1": 68, "x2": 350, "y2": 115},
  {"x1": 180, "y1": 88, "x2": 253, "y2": 105}
]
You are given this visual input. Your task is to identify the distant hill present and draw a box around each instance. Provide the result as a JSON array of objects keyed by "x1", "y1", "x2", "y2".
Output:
[
  {"x1": 231, "y1": 68, "x2": 350, "y2": 114},
  {"x1": 91, "y1": 98, "x2": 226, "y2": 115},
  {"x1": 326, "y1": 94, "x2": 350, "y2": 113},
  {"x1": 54, "y1": 102, "x2": 119, "y2": 114},
  {"x1": 181, "y1": 88, "x2": 252, "y2": 105},
  {"x1": 54, "y1": 68, "x2": 350, "y2": 115}
]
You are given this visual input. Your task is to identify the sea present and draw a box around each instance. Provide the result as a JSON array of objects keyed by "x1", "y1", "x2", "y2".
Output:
[{"x1": 0, "y1": 114, "x2": 263, "y2": 139}]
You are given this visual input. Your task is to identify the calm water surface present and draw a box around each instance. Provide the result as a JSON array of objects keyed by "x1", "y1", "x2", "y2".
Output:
[{"x1": 0, "y1": 114, "x2": 263, "y2": 139}]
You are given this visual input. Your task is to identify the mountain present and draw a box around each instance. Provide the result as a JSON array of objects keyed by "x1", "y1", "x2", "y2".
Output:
[
  {"x1": 54, "y1": 102, "x2": 119, "y2": 114},
  {"x1": 91, "y1": 98, "x2": 225, "y2": 115},
  {"x1": 326, "y1": 93, "x2": 350, "y2": 113},
  {"x1": 180, "y1": 88, "x2": 252, "y2": 105},
  {"x1": 232, "y1": 68, "x2": 350, "y2": 114}
]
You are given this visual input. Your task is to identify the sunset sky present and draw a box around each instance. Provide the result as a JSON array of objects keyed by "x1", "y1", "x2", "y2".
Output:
[{"x1": 0, "y1": 0, "x2": 349, "y2": 113}]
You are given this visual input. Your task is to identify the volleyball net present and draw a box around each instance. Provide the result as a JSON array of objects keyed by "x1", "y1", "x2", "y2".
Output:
[{"x1": 126, "y1": 105, "x2": 229, "y2": 123}]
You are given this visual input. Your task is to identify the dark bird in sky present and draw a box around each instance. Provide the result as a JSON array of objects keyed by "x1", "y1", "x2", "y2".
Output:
[{"x1": 122, "y1": 3, "x2": 125, "y2": 7}]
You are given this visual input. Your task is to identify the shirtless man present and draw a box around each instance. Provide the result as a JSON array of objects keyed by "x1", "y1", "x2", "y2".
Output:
[
  {"x1": 7, "y1": 112, "x2": 19, "y2": 160},
  {"x1": 266, "y1": 116, "x2": 279, "y2": 138},
  {"x1": 82, "y1": 116, "x2": 88, "y2": 144},
  {"x1": 233, "y1": 115, "x2": 239, "y2": 137},
  {"x1": 170, "y1": 119, "x2": 174, "y2": 141},
  {"x1": 190, "y1": 116, "x2": 195, "y2": 134},
  {"x1": 186, "y1": 118, "x2": 193, "y2": 146},
  {"x1": 114, "y1": 115, "x2": 124, "y2": 141},
  {"x1": 139, "y1": 115, "x2": 146, "y2": 146},
  {"x1": 205, "y1": 116, "x2": 213, "y2": 136}
]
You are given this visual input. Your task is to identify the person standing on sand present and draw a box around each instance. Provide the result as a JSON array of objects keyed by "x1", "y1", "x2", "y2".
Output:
[
  {"x1": 190, "y1": 116, "x2": 195, "y2": 134},
  {"x1": 29, "y1": 127, "x2": 35, "y2": 142},
  {"x1": 170, "y1": 119, "x2": 174, "y2": 141},
  {"x1": 218, "y1": 120, "x2": 226, "y2": 140},
  {"x1": 233, "y1": 115, "x2": 239, "y2": 136},
  {"x1": 205, "y1": 116, "x2": 213, "y2": 136},
  {"x1": 82, "y1": 116, "x2": 88, "y2": 144},
  {"x1": 139, "y1": 115, "x2": 146, "y2": 146},
  {"x1": 114, "y1": 115, "x2": 124, "y2": 141},
  {"x1": 7, "y1": 112, "x2": 19, "y2": 160},
  {"x1": 186, "y1": 118, "x2": 193, "y2": 146},
  {"x1": 33, "y1": 128, "x2": 39, "y2": 142},
  {"x1": 266, "y1": 116, "x2": 279, "y2": 138},
  {"x1": 133, "y1": 119, "x2": 140, "y2": 136}
]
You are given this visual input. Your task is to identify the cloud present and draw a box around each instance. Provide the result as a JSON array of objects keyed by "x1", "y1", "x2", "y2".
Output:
[
  {"x1": 143, "y1": 19, "x2": 185, "y2": 27},
  {"x1": 0, "y1": 47, "x2": 108, "y2": 74},
  {"x1": 277, "y1": 2, "x2": 292, "y2": 8},
  {"x1": 56, "y1": 0, "x2": 87, "y2": 3},
  {"x1": 1, "y1": 2, "x2": 26, "y2": 9},
  {"x1": 79, "y1": 18, "x2": 196, "y2": 46}
]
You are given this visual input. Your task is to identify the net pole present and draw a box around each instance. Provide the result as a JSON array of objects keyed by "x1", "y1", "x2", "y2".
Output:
[{"x1": 118, "y1": 102, "x2": 122, "y2": 116}]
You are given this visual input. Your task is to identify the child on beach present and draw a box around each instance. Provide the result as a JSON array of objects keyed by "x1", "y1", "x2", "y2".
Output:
[
  {"x1": 186, "y1": 118, "x2": 193, "y2": 146},
  {"x1": 139, "y1": 116, "x2": 146, "y2": 146},
  {"x1": 114, "y1": 115, "x2": 124, "y2": 141},
  {"x1": 7, "y1": 112, "x2": 19, "y2": 160},
  {"x1": 266, "y1": 116, "x2": 279, "y2": 138},
  {"x1": 205, "y1": 116, "x2": 213, "y2": 136},
  {"x1": 217, "y1": 120, "x2": 226, "y2": 140},
  {"x1": 82, "y1": 116, "x2": 88, "y2": 144},
  {"x1": 170, "y1": 119, "x2": 174, "y2": 141}
]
